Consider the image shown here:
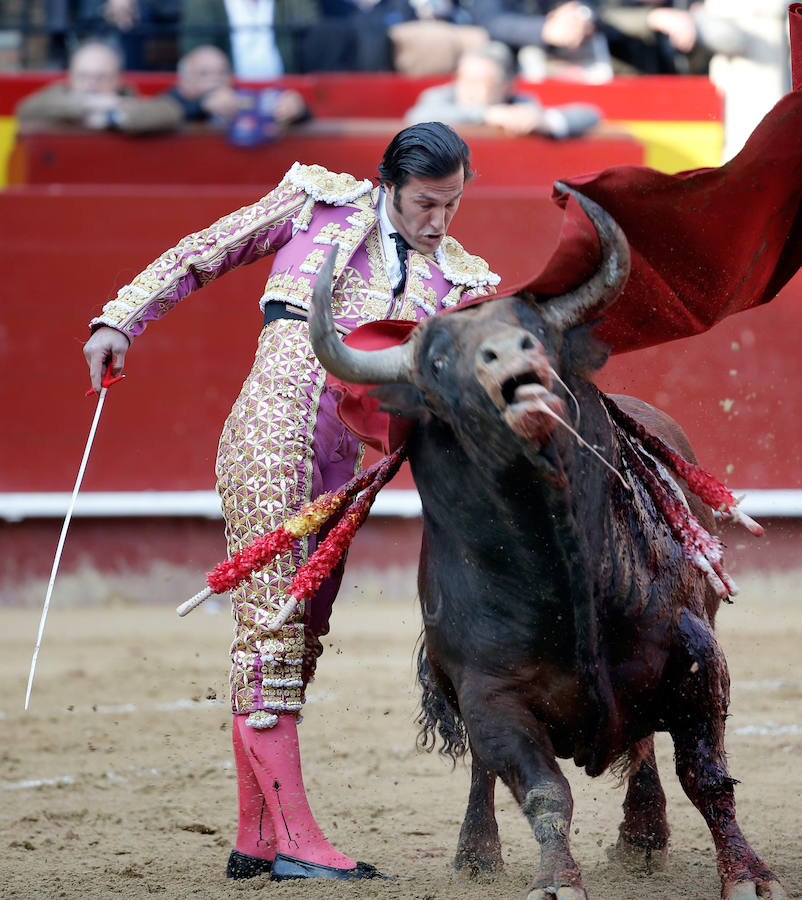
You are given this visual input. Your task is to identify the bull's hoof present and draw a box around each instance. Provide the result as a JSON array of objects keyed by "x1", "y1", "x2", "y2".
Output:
[
  {"x1": 608, "y1": 836, "x2": 668, "y2": 873},
  {"x1": 526, "y1": 885, "x2": 587, "y2": 900},
  {"x1": 724, "y1": 879, "x2": 787, "y2": 900},
  {"x1": 452, "y1": 849, "x2": 502, "y2": 882}
]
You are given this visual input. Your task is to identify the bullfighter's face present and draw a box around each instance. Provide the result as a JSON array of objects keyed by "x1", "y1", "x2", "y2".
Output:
[{"x1": 385, "y1": 170, "x2": 464, "y2": 255}]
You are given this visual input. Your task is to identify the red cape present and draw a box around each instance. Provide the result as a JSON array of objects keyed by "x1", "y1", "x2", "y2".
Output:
[{"x1": 334, "y1": 4, "x2": 802, "y2": 453}]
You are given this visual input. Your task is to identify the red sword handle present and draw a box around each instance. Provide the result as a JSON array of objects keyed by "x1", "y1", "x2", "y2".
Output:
[{"x1": 85, "y1": 368, "x2": 125, "y2": 397}]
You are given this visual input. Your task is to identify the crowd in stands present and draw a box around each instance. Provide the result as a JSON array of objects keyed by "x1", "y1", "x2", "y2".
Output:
[{"x1": 5, "y1": 1, "x2": 793, "y2": 158}]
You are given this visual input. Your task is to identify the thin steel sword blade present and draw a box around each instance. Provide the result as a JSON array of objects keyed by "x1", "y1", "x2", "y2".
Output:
[{"x1": 24, "y1": 386, "x2": 109, "y2": 710}]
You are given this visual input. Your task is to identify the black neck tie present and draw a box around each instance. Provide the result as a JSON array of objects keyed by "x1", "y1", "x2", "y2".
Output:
[{"x1": 390, "y1": 231, "x2": 410, "y2": 296}]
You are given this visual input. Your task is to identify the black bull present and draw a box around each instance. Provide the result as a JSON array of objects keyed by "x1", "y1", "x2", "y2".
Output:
[{"x1": 308, "y1": 189, "x2": 785, "y2": 900}]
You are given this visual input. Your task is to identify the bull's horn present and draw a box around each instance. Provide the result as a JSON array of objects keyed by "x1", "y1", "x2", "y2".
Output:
[
  {"x1": 540, "y1": 183, "x2": 631, "y2": 331},
  {"x1": 309, "y1": 243, "x2": 415, "y2": 385}
]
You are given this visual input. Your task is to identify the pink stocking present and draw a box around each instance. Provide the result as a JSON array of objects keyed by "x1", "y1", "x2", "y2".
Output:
[
  {"x1": 232, "y1": 714, "x2": 275, "y2": 859},
  {"x1": 234, "y1": 713, "x2": 355, "y2": 869}
]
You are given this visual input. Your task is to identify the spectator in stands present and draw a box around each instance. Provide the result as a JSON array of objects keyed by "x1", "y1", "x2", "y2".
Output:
[
  {"x1": 385, "y1": 1, "x2": 491, "y2": 76},
  {"x1": 164, "y1": 44, "x2": 309, "y2": 135},
  {"x1": 645, "y1": 0, "x2": 789, "y2": 159},
  {"x1": 464, "y1": 0, "x2": 707, "y2": 79},
  {"x1": 164, "y1": 45, "x2": 240, "y2": 123},
  {"x1": 43, "y1": 1, "x2": 180, "y2": 70},
  {"x1": 592, "y1": 1, "x2": 710, "y2": 75},
  {"x1": 299, "y1": 0, "x2": 397, "y2": 72},
  {"x1": 43, "y1": 0, "x2": 88, "y2": 69},
  {"x1": 180, "y1": 0, "x2": 319, "y2": 78},
  {"x1": 15, "y1": 39, "x2": 182, "y2": 132},
  {"x1": 405, "y1": 41, "x2": 602, "y2": 138},
  {"x1": 99, "y1": 0, "x2": 181, "y2": 70},
  {"x1": 465, "y1": 1, "x2": 612, "y2": 81}
]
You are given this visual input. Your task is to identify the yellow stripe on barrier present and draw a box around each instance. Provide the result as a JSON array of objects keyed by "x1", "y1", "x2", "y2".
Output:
[
  {"x1": 0, "y1": 115, "x2": 17, "y2": 187},
  {"x1": 610, "y1": 120, "x2": 724, "y2": 173}
]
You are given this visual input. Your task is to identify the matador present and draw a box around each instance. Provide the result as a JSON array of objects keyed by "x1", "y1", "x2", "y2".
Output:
[{"x1": 82, "y1": 122, "x2": 498, "y2": 883}]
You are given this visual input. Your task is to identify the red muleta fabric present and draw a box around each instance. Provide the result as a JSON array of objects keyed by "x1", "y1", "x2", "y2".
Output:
[{"x1": 332, "y1": 4, "x2": 802, "y2": 453}]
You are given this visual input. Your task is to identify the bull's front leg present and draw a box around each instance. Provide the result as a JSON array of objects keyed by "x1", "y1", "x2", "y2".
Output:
[
  {"x1": 669, "y1": 610, "x2": 786, "y2": 900},
  {"x1": 453, "y1": 752, "x2": 503, "y2": 879},
  {"x1": 464, "y1": 703, "x2": 586, "y2": 900}
]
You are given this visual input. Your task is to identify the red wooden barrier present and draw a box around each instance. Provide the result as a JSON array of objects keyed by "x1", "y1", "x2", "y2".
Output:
[
  {"x1": 7, "y1": 122, "x2": 644, "y2": 187},
  {"x1": 2, "y1": 184, "x2": 799, "y2": 498}
]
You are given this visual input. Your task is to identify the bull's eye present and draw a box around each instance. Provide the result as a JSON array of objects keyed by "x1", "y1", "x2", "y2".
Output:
[{"x1": 431, "y1": 357, "x2": 445, "y2": 376}]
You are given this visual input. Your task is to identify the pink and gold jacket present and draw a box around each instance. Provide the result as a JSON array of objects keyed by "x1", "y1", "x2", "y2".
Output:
[{"x1": 91, "y1": 162, "x2": 500, "y2": 339}]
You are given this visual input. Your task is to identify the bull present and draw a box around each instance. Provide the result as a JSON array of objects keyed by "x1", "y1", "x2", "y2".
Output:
[{"x1": 308, "y1": 188, "x2": 785, "y2": 900}]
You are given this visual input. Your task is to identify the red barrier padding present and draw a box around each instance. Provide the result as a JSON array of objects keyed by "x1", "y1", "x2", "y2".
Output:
[
  {"x1": 2, "y1": 185, "x2": 799, "y2": 494},
  {"x1": 7, "y1": 123, "x2": 644, "y2": 187}
]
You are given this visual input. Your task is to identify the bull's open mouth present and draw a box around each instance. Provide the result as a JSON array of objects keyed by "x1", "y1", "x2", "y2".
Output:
[
  {"x1": 501, "y1": 371, "x2": 543, "y2": 407},
  {"x1": 475, "y1": 343, "x2": 560, "y2": 443},
  {"x1": 503, "y1": 381, "x2": 566, "y2": 443},
  {"x1": 508, "y1": 382, "x2": 551, "y2": 409}
]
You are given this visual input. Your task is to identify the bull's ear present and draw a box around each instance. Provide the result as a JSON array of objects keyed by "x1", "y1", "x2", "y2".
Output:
[
  {"x1": 370, "y1": 384, "x2": 430, "y2": 421},
  {"x1": 564, "y1": 320, "x2": 611, "y2": 377}
]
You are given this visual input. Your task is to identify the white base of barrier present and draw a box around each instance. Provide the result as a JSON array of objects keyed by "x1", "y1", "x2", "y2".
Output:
[
  {"x1": 2, "y1": 489, "x2": 802, "y2": 522},
  {"x1": 0, "y1": 489, "x2": 425, "y2": 522}
]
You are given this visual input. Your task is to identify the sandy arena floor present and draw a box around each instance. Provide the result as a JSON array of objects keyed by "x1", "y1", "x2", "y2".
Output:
[{"x1": 2, "y1": 565, "x2": 801, "y2": 899}]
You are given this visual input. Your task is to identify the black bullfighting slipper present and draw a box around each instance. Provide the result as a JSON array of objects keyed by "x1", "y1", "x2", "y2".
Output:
[
  {"x1": 270, "y1": 852, "x2": 386, "y2": 881},
  {"x1": 225, "y1": 848, "x2": 274, "y2": 879}
]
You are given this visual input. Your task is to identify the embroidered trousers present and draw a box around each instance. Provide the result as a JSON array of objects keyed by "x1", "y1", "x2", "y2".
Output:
[{"x1": 216, "y1": 320, "x2": 362, "y2": 721}]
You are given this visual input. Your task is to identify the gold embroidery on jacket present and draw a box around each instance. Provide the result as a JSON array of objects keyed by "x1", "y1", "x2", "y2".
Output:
[
  {"x1": 441, "y1": 284, "x2": 466, "y2": 309},
  {"x1": 95, "y1": 187, "x2": 307, "y2": 333},
  {"x1": 436, "y1": 235, "x2": 501, "y2": 289},
  {"x1": 395, "y1": 296, "x2": 422, "y2": 320},
  {"x1": 411, "y1": 257, "x2": 433, "y2": 280},
  {"x1": 299, "y1": 248, "x2": 326, "y2": 275},
  {"x1": 336, "y1": 264, "x2": 389, "y2": 321},
  {"x1": 362, "y1": 229, "x2": 393, "y2": 303},
  {"x1": 405, "y1": 252, "x2": 439, "y2": 315},
  {"x1": 263, "y1": 271, "x2": 314, "y2": 308},
  {"x1": 312, "y1": 220, "x2": 364, "y2": 255},
  {"x1": 345, "y1": 207, "x2": 376, "y2": 230},
  {"x1": 282, "y1": 162, "x2": 373, "y2": 204}
]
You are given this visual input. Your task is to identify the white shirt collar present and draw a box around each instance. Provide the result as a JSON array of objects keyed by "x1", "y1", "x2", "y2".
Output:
[{"x1": 378, "y1": 188, "x2": 404, "y2": 290}]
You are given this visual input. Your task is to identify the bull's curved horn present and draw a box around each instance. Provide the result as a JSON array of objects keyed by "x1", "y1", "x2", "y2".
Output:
[
  {"x1": 540, "y1": 183, "x2": 631, "y2": 331},
  {"x1": 309, "y1": 243, "x2": 415, "y2": 385}
]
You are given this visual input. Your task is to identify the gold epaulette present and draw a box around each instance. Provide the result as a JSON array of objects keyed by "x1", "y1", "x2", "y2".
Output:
[
  {"x1": 435, "y1": 236, "x2": 501, "y2": 290},
  {"x1": 280, "y1": 162, "x2": 374, "y2": 233},
  {"x1": 281, "y1": 162, "x2": 373, "y2": 205}
]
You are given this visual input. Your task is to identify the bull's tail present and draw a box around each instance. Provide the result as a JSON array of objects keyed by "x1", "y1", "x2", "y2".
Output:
[{"x1": 415, "y1": 641, "x2": 468, "y2": 764}]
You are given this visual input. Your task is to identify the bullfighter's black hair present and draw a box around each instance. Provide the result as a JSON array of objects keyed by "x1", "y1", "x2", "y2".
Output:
[{"x1": 378, "y1": 121, "x2": 474, "y2": 191}]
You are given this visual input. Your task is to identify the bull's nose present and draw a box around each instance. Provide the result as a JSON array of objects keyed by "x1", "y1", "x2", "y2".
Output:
[{"x1": 477, "y1": 328, "x2": 538, "y2": 366}]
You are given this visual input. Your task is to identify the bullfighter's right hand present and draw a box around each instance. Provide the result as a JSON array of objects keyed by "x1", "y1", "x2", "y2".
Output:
[{"x1": 84, "y1": 326, "x2": 130, "y2": 393}]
